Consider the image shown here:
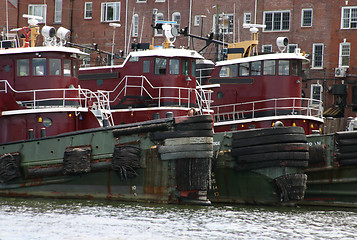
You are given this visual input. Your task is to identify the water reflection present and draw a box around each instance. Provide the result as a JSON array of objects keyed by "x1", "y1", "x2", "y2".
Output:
[{"x1": 1, "y1": 198, "x2": 357, "y2": 240}]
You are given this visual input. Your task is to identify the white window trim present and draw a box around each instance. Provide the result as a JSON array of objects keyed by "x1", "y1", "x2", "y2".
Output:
[
  {"x1": 84, "y1": 2, "x2": 93, "y2": 19},
  {"x1": 339, "y1": 42, "x2": 351, "y2": 67},
  {"x1": 101, "y1": 2, "x2": 121, "y2": 22},
  {"x1": 54, "y1": 0, "x2": 62, "y2": 23},
  {"x1": 172, "y1": 12, "x2": 181, "y2": 30},
  {"x1": 262, "y1": 45, "x2": 272, "y2": 53},
  {"x1": 213, "y1": 13, "x2": 234, "y2": 34},
  {"x1": 137, "y1": 0, "x2": 147, "y2": 2},
  {"x1": 341, "y1": 7, "x2": 357, "y2": 29},
  {"x1": 194, "y1": 15, "x2": 200, "y2": 26},
  {"x1": 301, "y1": 8, "x2": 313, "y2": 27},
  {"x1": 312, "y1": 43, "x2": 324, "y2": 69},
  {"x1": 244, "y1": 12, "x2": 251, "y2": 24},
  {"x1": 155, "y1": 11, "x2": 164, "y2": 36},
  {"x1": 132, "y1": 14, "x2": 139, "y2": 37},
  {"x1": 28, "y1": 4, "x2": 47, "y2": 24},
  {"x1": 155, "y1": 0, "x2": 165, "y2": 2},
  {"x1": 263, "y1": 10, "x2": 290, "y2": 32},
  {"x1": 310, "y1": 84, "x2": 323, "y2": 105}
]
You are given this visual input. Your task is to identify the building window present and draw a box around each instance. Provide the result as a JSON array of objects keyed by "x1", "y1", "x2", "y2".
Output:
[
  {"x1": 312, "y1": 43, "x2": 324, "y2": 68},
  {"x1": 264, "y1": 11, "x2": 290, "y2": 31},
  {"x1": 213, "y1": 14, "x2": 233, "y2": 34},
  {"x1": 132, "y1": 14, "x2": 139, "y2": 37},
  {"x1": 194, "y1": 15, "x2": 200, "y2": 26},
  {"x1": 137, "y1": 0, "x2": 146, "y2": 2},
  {"x1": 301, "y1": 9, "x2": 313, "y2": 27},
  {"x1": 341, "y1": 7, "x2": 357, "y2": 29},
  {"x1": 54, "y1": 0, "x2": 62, "y2": 23},
  {"x1": 155, "y1": 0, "x2": 165, "y2": 2},
  {"x1": 101, "y1": 2, "x2": 121, "y2": 22},
  {"x1": 288, "y1": 44, "x2": 298, "y2": 53},
  {"x1": 84, "y1": 2, "x2": 92, "y2": 19},
  {"x1": 339, "y1": 42, "x2": 350, "y2": 67},
  {"x1": 262, "y1": 45, "x2": 272, "y2": 53},
  {"x1": 28, "y1": 4, "x2": 47, "y2": 24},
  {"x1": 311, "y1": 84, "x2": 322, "y2": 105},
  {"x1": 172, "y1": 12, "x2": 181, "y2": 31},
  {"x1": 244, "y1": 13, "x2": 251, "y2": 24},
  {"x1": 155, "y1": 12, "x2": 164, "y2": 36}
]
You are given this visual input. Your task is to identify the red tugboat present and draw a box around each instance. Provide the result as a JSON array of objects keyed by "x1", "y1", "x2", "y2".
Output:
[
  {"x1": 0, "y1": 17, "x2": 213, "y2": 205},
  {"x1": 190, "y1": 24, "x2": 325, "y2": 205}
]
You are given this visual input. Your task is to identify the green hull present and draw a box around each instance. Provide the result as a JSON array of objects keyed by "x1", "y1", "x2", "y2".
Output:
[
  {"x1": 0, "y1": 116, "x2": 213, "y2": 205},
  {"x1": 210, "y1": 127, "x2": 308, "y2": 206},
  {"x1": 303, "y1": 132, "x2": 357, "y2": 207}
]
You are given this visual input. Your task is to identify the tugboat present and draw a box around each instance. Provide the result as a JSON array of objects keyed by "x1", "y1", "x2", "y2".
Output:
[
  {"x1": 0, "y1": 16, "x2": 213, "y2": 205},
  {"x1": 189, "y1": 24, "x2": 325, "y2": 205}
]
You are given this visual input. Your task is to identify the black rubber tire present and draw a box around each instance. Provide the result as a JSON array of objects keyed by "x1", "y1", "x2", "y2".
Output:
[
  {"x1": 338, "y1": 158, "x2": 357, "y2": 167},
  {"x1": 336, "y1": 144, "x2": 357, "y2": 153},
  {"x1": 158, "y1": 144, "x2": 212, "y2": 153},
  {"x1": 175, "y1": 122, "x2": 213, "y2": 131},
  {"x1": 308, "y1": 144, "x2": 326, "y2": 164},
  {"x1": 231, "y1": 143, "x2": 309, "y2": 156},
  {"x1": 174, "y1": 114, "x2": 213, "y2": 124},
  {"x1": 235, "y1": 152, "x2": 309, "y2": 163},
  {"x1": 336, "y1": 138, "x2": 357, "y2": 146},
  {"x1": 160, "y1": 150, "x2": 213, "y2": 160},
  {"x1": 152, "y1": 130, "x2": 213, "y2": 141},
  {"x1": 335, "y1": 152, "x2": 357, "y2": 160},
  {"x1": 232, "y1": 127, "x2": 305, "y2": 140},
  {"x1": 335, "y1": 131, "x2": 357, "y2": 140},
  {"x1": 232, "y1": 134, "x2": 307, "y2": 148},
  {"x1": 234, "y1": 160, "x2": 308, "y2": 171}
]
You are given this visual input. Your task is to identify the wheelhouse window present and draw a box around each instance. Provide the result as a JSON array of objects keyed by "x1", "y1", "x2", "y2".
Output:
[
  {"x1": 339, "y1": 42, "x2": 350, "y2": 67},
  {"x1": 17, "y1": 59, "x2": 29, "y2": 76},
  {"x1": 33, "y1": 58, "x2": 47, "y2": 76},
  {"x1": 301, "y1": 9, "x2": 313, "y2": 27},
  {"x1": 264, "y1": 11, "x2": 290, "y2": 31},
  {"x1": 341, "y1": 7, "x2": 357, "y2": 29},
  {"x1": 143, "y1": 60, "x2": 150, "y2": 73},
  {"x1": 49, "y1": 59, "x2": 61, "y2": 76},
  {"x1": 251, "y1": 61, "x2": 261, "y2": 76},
  {"x1": 155, "y1": 58, "x2": 167, "y2": 75},
  {"x1": 191, "y1": 61, "x2": 196, "y2": 76},
  {"x1": 219, "y1": 64, "x2": 237, "y2": 77},
  {"x1": 101, "y1": 2, "x2": 121, "y2": 22},
  {"x1": 28, "y1": 4, "x2": 47, "y2": 24},
  {"x1": 182, "y1": 60, "x2": 189, "y2": 76},
  {"x1": 291, "y1": 60, "x2": 301, "y2": 76},
  {"x1": 239, "y1": 63, "x2": 250, "y2": 76},
  {"x1": 169, "y1": 59, "x2": 179, "y2": 75},
  {"x1": 84, "y1": 2, "x2": 93, "y2": 19},
  {"x1": 263, "y1": 60, "x2": 276, "y2": 75},
  {"x1": 64, "y1": 59, "x2": 72, "y2": 76},
  {"x1": 312, "y1": 43, "x2": 324, "y2": 68},
  {"x1": 278, "y1": 60, "x2": 290, "y2": 75}
]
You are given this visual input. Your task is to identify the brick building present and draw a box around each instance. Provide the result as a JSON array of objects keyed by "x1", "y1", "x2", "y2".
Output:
[{"x1": 2, "y1": 0, "x2": 357, "y2": 119}]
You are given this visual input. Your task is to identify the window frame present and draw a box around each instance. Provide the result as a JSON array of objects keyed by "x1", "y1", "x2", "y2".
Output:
[
  {"x1": 262, "y1": 45, "x2": 272, "y2": 53},
  {"x1": 244, "y1": 13, "x2": 251, "y2": 24},
  {"x1": 54, "y1": 0, "x2": 62, "y2": 23},
  {"x1": 172, "y1": 12, "x2": 181, "y2": 31},
  {"x1": 339, "y1": 42, "x2": 351, "y2": 67},
  {"x1": 101, "y1": 2, "x2": 121, "y2": 22},
  {"x1": 341, "y1": 7, "x2": 357, "y2": 29},
  {"x1": 311, "y1": 84, "x2": 322, "y2": 105},
  {"x1": 84, "y1": 2, "x2": 93, "y2": 19},
  {"x1": 312, "y1": 43, "x2": 324, "y2": 69},
  {"x1": 263, "y1": 10, "x2": 290, "y2": 32},
  {"x1": 301, "y1": 8, "x2": 313, "y2": 27},
  {"x1": 28, "y1": 4, "x2": 47, "y2": 24},
  {"x1": 132, "y1": 14, "x2": 139, "y2": 37},
  {"x1": 155, "y1": 12, "x2": 164, "y2": 36}
]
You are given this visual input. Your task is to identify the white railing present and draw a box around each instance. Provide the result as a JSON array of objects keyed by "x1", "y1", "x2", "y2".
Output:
[
  {"x1": 0, "y1": 80, "x2": 114, "y2": 126},
  {"x1": 105, "y1": 75, "x2": 213, "y2": 112},
  {"x1": 213, "y1": 97, "x2": 323, "y2": 122}
]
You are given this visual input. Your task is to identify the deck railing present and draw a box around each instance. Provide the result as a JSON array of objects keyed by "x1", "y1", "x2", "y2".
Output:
[
  {"x1": 0, "y1": 80, "x2": 114, "y2": 126},
  {"x1": 213, "y1": 97, "x2": 323, "y2": 122}
]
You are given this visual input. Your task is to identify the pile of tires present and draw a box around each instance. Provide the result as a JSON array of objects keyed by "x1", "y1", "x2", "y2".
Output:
[
  {"x1": 152, "y1": 114, "x2": 213, "y2": 191},
  {"x1": 335, "y1": 131, "x2": 357, "y2": 166},
  {"x1": 231, "y1": 127, "x2": 309, "y2": 171}
]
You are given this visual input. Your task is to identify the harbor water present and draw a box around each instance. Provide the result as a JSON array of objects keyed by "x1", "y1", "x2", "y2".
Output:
[{"x1": 1, "y1": 197, "x2": 357, "y2": 240}]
